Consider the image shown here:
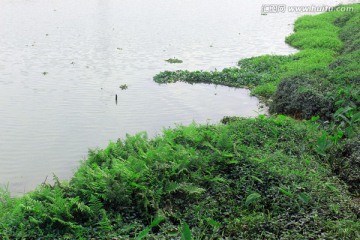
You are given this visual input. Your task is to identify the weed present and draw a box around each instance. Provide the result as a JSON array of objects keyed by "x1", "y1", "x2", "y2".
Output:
[{"x1": 165, "y1": 58, "x2": 183, "y2": 64}]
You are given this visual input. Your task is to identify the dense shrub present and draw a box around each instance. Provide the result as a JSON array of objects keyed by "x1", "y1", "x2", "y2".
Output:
[
  {"x1": 329, "y1": 137, "x2": 360, "y2": 194},
  {"x1": 270, "y1": 75, "x2": 335, "y2": 120}
]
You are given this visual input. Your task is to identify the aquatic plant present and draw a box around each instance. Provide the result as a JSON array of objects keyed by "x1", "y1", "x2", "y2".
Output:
[
  {"x1": 119, "y1": 84, "x2": 128, "y2": 90},
  {"x1": 165, "y1": 58, "x2": 183, "y2": 64}
]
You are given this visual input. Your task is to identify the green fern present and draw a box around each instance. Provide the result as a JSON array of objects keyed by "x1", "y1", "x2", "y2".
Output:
[{"x1": 181, "y1": 222, "x2": 192, "y2": 240}]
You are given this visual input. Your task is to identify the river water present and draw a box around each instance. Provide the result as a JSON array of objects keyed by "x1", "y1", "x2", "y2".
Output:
[{"x1": 0, "y1": 0, "x2": 357, "y2": 194}]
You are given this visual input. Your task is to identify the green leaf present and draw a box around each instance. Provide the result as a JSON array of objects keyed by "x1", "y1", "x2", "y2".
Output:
[
  {"x1": 277, "y1": 115, "x2": 287, "y2": 121},
  {"x1": 351, "y1": 112, "x2": 360, "y2": 123},
  {"x1": 324, "y1": 183, "x2": 338, "y2": 192},
  {"x1": 165, "y1": 181, "x2": 182, "y2": 193},
  {"x1": 298, "y1": 192, "x2": 310, "y2": 204},
  {"x1": 251, "y1": 176, "x2": 264, "y2": 184},
  {"x1": 222, "y1": 152, "x2": 234, "y2": 158},
  {"x1": 279, "y1": 187, "x2": 292, "y2": 197},
  {"x1": 335, "y1": 100, "x2": 344, "y2": 106},
  {"x1": 136, "y1": 227, "x2": 151, "y2": 240},
  {"x1": 316, "y1": 132, "x2": 330, "y2": 156},
  {"x1": 136, "y1": 216, "x2": 165, "y2": 240},
  {"x1": 311, "y1": 116, "x2": 320, "y2": 122},
  {"x1": 245, "y1": 192, "x2": 261, "y2": 206},
  {"x1": 181, "y1": 222, "x2": 192, "y2": 240},
  {"x1": 206, "y1": 218, "x2": 221, "y2": 228},
  {"x1": 150, "y1": 216, "x2": 165, "y2": 228},
  {"x1": 181, "y1": 184, "x2": 206, "y2": 194}
]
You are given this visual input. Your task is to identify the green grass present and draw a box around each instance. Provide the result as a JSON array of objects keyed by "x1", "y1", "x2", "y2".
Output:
[
  {"x1": 281, "y1": 49, "x2": 336, "y2": 77},
  {"x1": 285, "y1": 12, "x2": 344, "y2": 51}
]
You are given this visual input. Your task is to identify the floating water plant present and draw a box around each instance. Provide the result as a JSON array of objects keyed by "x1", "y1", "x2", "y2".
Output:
[
  {"x1": 165, "y1": 58, "x2": 183, "y2": 64},
  {"x1": 119, "y1": 84, "x2": 128, "y2": 90}
]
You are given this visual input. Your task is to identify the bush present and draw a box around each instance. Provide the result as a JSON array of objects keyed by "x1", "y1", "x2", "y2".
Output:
[
  {"x1": 270, "y1": 75, "x2": 335, "y2": 120},
  {"x1": 329, "y1": 137, "x2": 360, "y2": 194}
]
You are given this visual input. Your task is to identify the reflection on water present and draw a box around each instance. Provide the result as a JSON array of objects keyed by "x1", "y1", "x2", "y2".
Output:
[{"x1": 0, "y1": 0, "x2": 355, "y2": 194}]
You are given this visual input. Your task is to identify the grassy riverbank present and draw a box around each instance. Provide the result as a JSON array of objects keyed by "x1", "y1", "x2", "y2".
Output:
[
  {"x1": 1, "y1": 117, "x2": 359, "y2": 239},
  {"x1": 1, "y1": 4, "x2": 359, "y2": 239},
  {"x1": 155, "y1": 4, "x2": 360, "y2": 120}
]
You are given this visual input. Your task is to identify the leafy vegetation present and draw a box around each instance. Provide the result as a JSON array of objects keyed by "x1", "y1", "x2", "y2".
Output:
[
  {"x1": 165, "y1": 58, "x2": 183, "y2": 64},
  {"x1": 1, "y1": 116, "x2": 359, "y2": 239},
  {"x1": 154, "y1": 4, "x2": 360, "y2": 120},
  {"x1": 155, "y1": 55, "x2": 292, "y2": 102},
  {"x1": 1, "y1": 4, "x2": 360, "y2": 239},
  {"x1": 120, "y1": 84, "x2": 128, "y2": 90},
  {"x1": 154, "y1": 5, "x2": 360, "y2": 195},
  {"x1": 272, "y1": 4, "x2": 360, "y2": 120}
]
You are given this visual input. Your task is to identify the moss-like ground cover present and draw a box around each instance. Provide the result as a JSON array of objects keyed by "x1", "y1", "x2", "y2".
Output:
[{"x1": 1, "y1": 4, "x2": 359, "y2": 239}]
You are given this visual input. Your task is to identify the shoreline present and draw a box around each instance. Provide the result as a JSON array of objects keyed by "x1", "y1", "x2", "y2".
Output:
[{"x1": 1, "y1": 4, "x2": 359, "y2": 239}]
